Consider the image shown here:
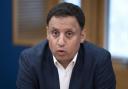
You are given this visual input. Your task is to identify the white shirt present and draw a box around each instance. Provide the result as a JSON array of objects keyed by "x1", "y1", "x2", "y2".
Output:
[{"x1": 53, "y1": 53, "x2": 78, "y2": 89}]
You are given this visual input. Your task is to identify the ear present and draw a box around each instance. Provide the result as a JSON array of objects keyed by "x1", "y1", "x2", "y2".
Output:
[{"x1": 80, "y1": 28, "x2": 86, "y2": 43}]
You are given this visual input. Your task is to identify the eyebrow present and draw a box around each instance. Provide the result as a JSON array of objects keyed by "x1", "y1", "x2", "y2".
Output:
[
  {"x1": 49, "y1": 26, "x2": 77, "y2": 33},
  {"x1": 50, "y1": 27, "x2": 59, "y2": 30}
]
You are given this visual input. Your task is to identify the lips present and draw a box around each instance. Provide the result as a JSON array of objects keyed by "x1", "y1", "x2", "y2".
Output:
[{"x1": 56, "y1": 49, "x2": 66, "y2": 56}]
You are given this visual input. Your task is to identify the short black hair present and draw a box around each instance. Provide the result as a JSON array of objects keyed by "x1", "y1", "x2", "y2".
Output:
[{"x1": 46, "y1": 2, "x2": 85, "y2": 30}]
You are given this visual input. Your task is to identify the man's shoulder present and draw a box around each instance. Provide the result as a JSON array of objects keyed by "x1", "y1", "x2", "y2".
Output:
[
  {"x1": 80, "y1": 41, "x2": 111, "y2": 66},
  {"x1": 19, "y1": 39, "x2": 49, "y2": 64},
  {"x1": 82, "y1": 41, "x2": 111, "y2": 62},
  {"x1": 22, "y1": 39, "x2": 48, "y2": 55},
  {"x1": 83, "y1": 41, "x2": 110, "y2": 55}
]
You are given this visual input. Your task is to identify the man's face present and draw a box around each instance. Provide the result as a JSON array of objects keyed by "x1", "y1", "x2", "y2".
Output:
[{"x1": 47, "y1": 16, "x2": 85, "y2": 64}]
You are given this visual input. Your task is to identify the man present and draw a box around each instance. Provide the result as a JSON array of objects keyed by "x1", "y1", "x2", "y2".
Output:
[{"x1": 16, "y1": 2, "x2": 116, "y2": 89}]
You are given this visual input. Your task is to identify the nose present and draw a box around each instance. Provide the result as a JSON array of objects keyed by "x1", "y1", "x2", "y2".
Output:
[{"x1": 57, "y1": 34, "x2": 65, "y2": 47}]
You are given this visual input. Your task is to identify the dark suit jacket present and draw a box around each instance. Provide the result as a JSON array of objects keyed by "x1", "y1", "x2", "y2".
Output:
[{"x1": 16, "y1": 40, "x2": 116, "y2": 89}]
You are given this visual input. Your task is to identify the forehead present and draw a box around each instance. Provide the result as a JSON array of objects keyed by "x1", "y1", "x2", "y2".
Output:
[{"x1": 48, "y1": 16, "x2": 81, "y2": 30}]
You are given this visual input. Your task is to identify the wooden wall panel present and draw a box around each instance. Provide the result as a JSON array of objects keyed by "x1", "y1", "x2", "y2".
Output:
[
  {"x1": 113, "y1": 61, "x2": 128, "y2": 89},
  {"x1": 82, "y1": 0, "x2": 105, "y2": 47}
]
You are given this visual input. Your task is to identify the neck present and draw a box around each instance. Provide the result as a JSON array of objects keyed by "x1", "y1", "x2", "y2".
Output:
[{"x1": 58, "y1": 60, "x2": 72, "y2": 69}]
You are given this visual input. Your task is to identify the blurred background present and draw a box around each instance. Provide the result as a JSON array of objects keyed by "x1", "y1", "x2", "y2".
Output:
[{"x1": 0, "y1": 0, "x2": 128, "y2": 89}]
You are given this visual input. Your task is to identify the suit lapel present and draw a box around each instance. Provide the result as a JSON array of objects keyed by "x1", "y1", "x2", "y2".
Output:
[
  {"x1": 42, "y1": 47, "x2": 60, "y2": 89},
  {"x1": 69, "y1": 45, "x2": 85, "y2": 89}
]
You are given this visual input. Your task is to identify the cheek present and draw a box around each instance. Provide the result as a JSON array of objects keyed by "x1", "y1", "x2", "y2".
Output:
[
  {"x1": 68, "y1": 39, "x2": 80, "y2": 51},
  {"x1": 48, "y1": 39, "x2": 57, "y2": 51},
  {"x1": 71, "y1": 37, "x2": 81, "y2": 45}
]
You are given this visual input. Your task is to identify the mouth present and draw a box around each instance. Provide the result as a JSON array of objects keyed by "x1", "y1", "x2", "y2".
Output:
[{"x1": 56, "y1": 50, "x2": 66, "y2": 56}]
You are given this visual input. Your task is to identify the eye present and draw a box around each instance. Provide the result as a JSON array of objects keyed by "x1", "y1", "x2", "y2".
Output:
[
  {"x1": 51, "y1": 30, "x2": 59, "y2": 38},
  {"x1": 66, "y1": 31, "x2": 74, "y2": 38}
]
